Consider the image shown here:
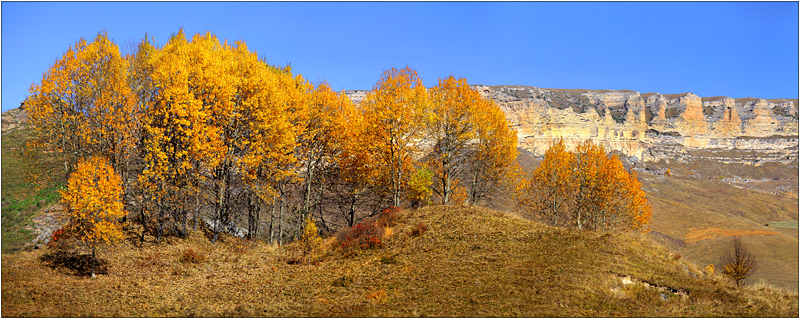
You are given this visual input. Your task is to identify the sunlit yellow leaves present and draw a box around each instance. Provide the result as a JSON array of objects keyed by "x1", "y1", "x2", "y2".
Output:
[
  {"x1": 25, "y1": 31, "x2": 136, "y2": 179},
  {"x1": 467, "y1": 92, "x2": 519, "y2": 204},
  {"x1": 361, "y1": 66, "x2": 429, "y2": 206},
  {"x1": 60, "y1": 156, "x2": 125, "y2": 248}
]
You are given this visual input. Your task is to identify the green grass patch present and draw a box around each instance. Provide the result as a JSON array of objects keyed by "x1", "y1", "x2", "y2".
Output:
[
  {"x1": 1, "y1": 183, "x2": 63, "y2": 253},
  {"x1": 768, "y1": 221, "x2": 799, "y2": 229},
  {"x1": 2, "y1": 123, "x2": 65, "y2": 253}
]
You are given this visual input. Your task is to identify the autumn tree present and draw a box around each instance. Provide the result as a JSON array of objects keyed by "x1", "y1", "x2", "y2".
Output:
[
  {"x1": 331, "y1": 98, "x2": 384, "y2": 227},
  {"x1": 572, "y1": 141, "x2": 651, "y2": 231},
  {"x1": 296, "y1": 82, "x2": 352, "y2": 221},
  {"x1": 361, "y1": 66, "x2": 428, "y2": 207},
  {"x1": 720, "y1": 236, "x2": 758, "y2": 287},
  {"x1": 139, "y1": 29, "x2": 209, "y2": 241},
  {"x1": 59, "y1": 157, "x2": 125, "y2": 277},
  {"x1": 25, "y1": 31, "x2": 137, "y2": 196},
  {"x1": 407, "y1": 164, "x2": 434, "y2": 208},
  {"x1": 465, "y1": 97, "x2": 519, "y2": 205},
  {"x1": 123, "y1": 34, "x2": 159, "y2": 237},
  {"x1": 517, "y1": 139, "x2": 652, "y2": 232},
  {"x1": 426, "y1": 76, "x2": 480, "y2": 204},
  {"x1": 517, "y1": 138, "x2": 575, "y2": 227}
]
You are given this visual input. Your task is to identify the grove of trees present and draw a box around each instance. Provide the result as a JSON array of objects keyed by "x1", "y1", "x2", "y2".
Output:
[
  {"x1": 516, "y1": 138, "x2": 652, "y2": 232},
  {"x1": 25, "y1": 30, "x2": 519, "y2": 246}
]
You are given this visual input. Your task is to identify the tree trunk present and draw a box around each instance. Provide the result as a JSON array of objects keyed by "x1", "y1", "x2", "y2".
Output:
[
  {"x1": 303, "y1": 161, "x2": 315, "y2": 218},
  {"x1": 269, "y1": 200, "x2": 276, "y2": 244},
  {"x1": 91, "y1": 246, "x2": 96, "y2": 278},
  {"x1": 193, "y1": 194, "x2": 199, "y2": 232},
  {"x1": 349, "y1": 193, "x2": 358, "y2": 227},
  {"x1": 139, "y1": 205, "x2": 147, "y2": 243},
  {"x1": 278, "y1": 182, "x2": 285, "y2": 246}
]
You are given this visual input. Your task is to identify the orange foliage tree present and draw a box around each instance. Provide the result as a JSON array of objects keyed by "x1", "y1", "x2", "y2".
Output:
[
  {"x1": 517, "y1": 139, "x2": 651, "y2": 232},
  {"x1": 333, "y1": 97, "x2": 384, "y2": 226},
  {"x1": 517, "y1": 139, "x2": 576, "y2": 227},
  {"x1": 25, "y1": 30, "x2": 535, "y2": 247},
  {"x1": 59, "y1": 156, "x2": 125, "y2": 277},
  {"x1": 297, "y1": 82, "x2": 352, "y2": 219}
]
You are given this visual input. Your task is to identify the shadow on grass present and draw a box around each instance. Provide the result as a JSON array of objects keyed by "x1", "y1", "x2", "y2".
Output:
[{"x1": 39, "y1": 249, "x2": 108, "y2": 277}]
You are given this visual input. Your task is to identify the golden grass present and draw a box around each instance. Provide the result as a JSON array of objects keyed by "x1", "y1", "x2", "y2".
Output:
[{"x1": 2, "y1": 205, "x2": 798, "y2": 317}]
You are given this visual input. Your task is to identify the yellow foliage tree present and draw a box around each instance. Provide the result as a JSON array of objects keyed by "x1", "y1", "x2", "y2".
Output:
[
  {"x1": 407, "y1": 165, "x2": 434, "y2": 208},
  {"x1": 517, "y1": 138, "x2": 576, "y2": 227},
  {"x1": 426, "y1": 75, "x2": 481, "y2": 204},
  {"x1": 299, "y1": 215, "x2": 323, "y2": 262},
  {"x1": 466, "y1": 96, "x2": 519, "y2": 205},
  {"x1": 26, "y1": 31, "x2": 137, "y2": 194},
  {"x1": 297, "y1": 82, "x2": 353, "y2": 218},
  {"x1": 59, "y1": 156, "x2": 125, "y2": 277},
  {"x1": 361, "y1": 66, "x2": 428, "y2": 207},
  {"x1": 335, "y1": 97, "x2": 383, "y2": 226}
]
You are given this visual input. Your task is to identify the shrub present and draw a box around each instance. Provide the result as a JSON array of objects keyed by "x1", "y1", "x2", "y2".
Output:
[
  {"x1": 407, "y1": 166, "x2": 433, "y2": 208},
  {"x1": 377, "y1": 206, "x2": 401, "y2": 228},
  {"x1": 180, "y1": 248, "x2": 206, "y2": 264},
  {"x1": 705, "y1": 264, "x2": 715, "y2": 276},
  {"x1": 297, "y1": 215, "x2": 323, "y2": 264},
  {"x1": 46, "y1": 226, "x2": 76, "y2": 251},
  {"x1": 410, "y1": 222, "x2": 428, "y2": 237},
  {"x1": 337, "y1": 221, "x2": 383, "y2": 255},
  {"x1": 720, "y1": 236, "x2": 757, "y2": 287},
  {"x1": 139, "y1": 252, "x2": 167, "y2": 268}
]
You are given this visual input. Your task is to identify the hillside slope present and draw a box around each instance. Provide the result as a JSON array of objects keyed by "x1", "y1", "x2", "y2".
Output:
[{"x1": 2, "y1": 205, "x2": 796, "y2": 317}]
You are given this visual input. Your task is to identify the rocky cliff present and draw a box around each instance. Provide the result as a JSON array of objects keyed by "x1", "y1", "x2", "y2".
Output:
[
  {"x1": 470, "y1": 85, "x2": 798, "y2": 165},
  {"x1": 343, "y1": 86, "x2": 798, "y2": 165}
]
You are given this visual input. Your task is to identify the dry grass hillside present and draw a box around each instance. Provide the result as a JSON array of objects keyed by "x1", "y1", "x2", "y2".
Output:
[
  {"x1": 2, "y1": 205, "x2": 797, "y2": 317},
  {"x1": 517, "y1": 150, "x2": 798, "y2": 292},
  {"x1": 639, "y1": 156, "x2": 799, "y2": 291}
]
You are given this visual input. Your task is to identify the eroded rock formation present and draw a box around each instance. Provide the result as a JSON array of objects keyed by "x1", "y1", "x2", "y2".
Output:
[
  {"x1": 475, "y1": 86, "x2": 798, "y2": 165},
  {"x1": 344, "y1": 85, "x2": 798, "y2": 165}
]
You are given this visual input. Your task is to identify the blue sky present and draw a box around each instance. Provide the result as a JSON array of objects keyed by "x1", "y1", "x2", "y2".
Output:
[{"x1": 2, "y1": 2, "x2": 798, "y2": 112}]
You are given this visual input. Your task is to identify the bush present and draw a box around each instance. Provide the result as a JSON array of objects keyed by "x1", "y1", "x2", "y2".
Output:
[
  {"x1": 180, "y1": 248, "x2": 206, "y2": 264},
  {"x1": 294, "y1": 215, "x2": 323, "y2": 264},
  {"x1": 705, "y1": 264, "x2": 715, "y2": 276},
  {"x1": 337, "y1": 222, "x2": 383, "y2": 255},
  {"x1": 46, "y1": 225, "x2": 77, "y2": 251},
  {"x1": 410, "y1": 222, "x2": 428, "y2": 237},
  {"x1": 377, "y1": 206, "x2": 401, "y2": 228}
]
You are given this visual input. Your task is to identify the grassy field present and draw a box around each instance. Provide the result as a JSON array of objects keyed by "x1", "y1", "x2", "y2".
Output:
[{"x1": 2, "y1": 205, "x2": 797, "y2": 317}]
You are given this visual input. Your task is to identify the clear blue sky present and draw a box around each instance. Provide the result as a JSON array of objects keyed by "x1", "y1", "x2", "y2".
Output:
[{"x1": 2, "y1": 2, "x2": 798, "y2": 112}]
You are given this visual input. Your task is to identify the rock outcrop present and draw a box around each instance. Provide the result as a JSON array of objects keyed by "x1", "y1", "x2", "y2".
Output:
[{"x1": 464, "y1": 85, "x2": 797, "y2": 165}]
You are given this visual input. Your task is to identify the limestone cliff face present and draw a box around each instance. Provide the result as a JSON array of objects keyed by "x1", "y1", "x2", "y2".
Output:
[
  {"x1": 474, "y1": 85, "x2": 798, "y2": 165},
  {"x1": 344, "y1": 86, "x2": 798, "y2": 165}
]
